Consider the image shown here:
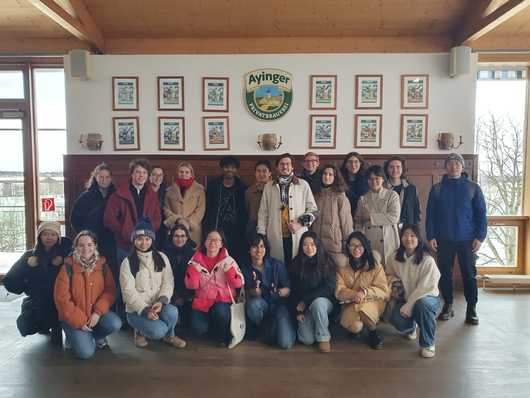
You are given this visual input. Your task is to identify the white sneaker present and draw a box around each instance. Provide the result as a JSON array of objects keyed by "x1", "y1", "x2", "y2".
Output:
[
  {"x1": 404, "y1": 328, "x2": 417, "y2": 340},
  {"x1": 96, "y1": 337, "x2": 109, "y2": 349},
  {"x1": 421, "y1": 345, "x2": 436, "y2": 358}
]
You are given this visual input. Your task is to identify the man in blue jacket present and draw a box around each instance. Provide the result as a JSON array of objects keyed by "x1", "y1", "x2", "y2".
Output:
[{"x1": 426, "y1": 153, "x2": 487, "y2": 325}]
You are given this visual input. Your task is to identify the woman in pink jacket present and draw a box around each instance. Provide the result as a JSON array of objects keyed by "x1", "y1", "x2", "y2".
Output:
[{"x1": 185, "y1": 229, "x2": 244, "y2": 346}]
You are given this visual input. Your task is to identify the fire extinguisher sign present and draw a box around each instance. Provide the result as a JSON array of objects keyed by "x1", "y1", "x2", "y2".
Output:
[{"x1": 41, "y1": 197, "x2": 56, "y2": 212}]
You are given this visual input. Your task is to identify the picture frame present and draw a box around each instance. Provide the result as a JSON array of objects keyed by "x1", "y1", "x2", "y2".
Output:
[
  {"x1": 355, "y1": 75, "x2": 383, "y2": 109},
  {"x1": 309, "y1": 75, "x2": 337, "y2": 110},
  {"x1": 400, "y1": 114, "x2": 428, "y2": 148},
  {"x1": 112, "y1": 76, "x2": 139, "y2": 111},
  {"x1": 401, "y1": 74, "x2": 429, "y2": 109},
  {"x1": 309, "y1": 114, "x2": 336, "y2": 149},
  {"x1": 113, "y1": 117, "x2": 140, "y2": 151},
  {"x1": 203, "y1": 116, "x2": 230, "y2": 151},
  {"x1": 354, "y1": 114, "x2": 382, "y2": 148},
  {"x1": 158, "y1": 117, "x2": 185, "y2": 151},
  {"x1": 202, "y1": 77, "x2": 229, "y2": 112},
  {"x1": 157, "y1": 76, "x2": 184, "y2": 111}
]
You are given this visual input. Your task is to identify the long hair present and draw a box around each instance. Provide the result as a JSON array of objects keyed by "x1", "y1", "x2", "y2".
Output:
[
  {"x1": 86, "y1": 162, "x2": 112, "y2": 189},
  {"x1": 199, "y1": 229, "x2": 228, "y2": 255},
  {"x1": 176, "y1": 161, "x2": 195, "y2": 178},
  {"x1": 292, "y1": 230, "x2": 334, "y2": 280},
  {"x1": 340, "y1": 152, "x2": 366, "y2": 181},
  {"x1": 345, "y1": 231, "x2": 376, "y2": 271},
  {"x1": 395, "y1": 224, "x2": 431, "y2": 265},
  {"x1": 314, "y1": 164, "x2": 346, "y2": 193},
  {"x1": 128, "y1": 237, "x2": 166, "y2": 275}
]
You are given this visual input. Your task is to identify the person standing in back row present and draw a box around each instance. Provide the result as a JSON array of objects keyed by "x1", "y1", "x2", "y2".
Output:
[{"x1": 426, "y1": 153, "x2": 487, "y2": 325}]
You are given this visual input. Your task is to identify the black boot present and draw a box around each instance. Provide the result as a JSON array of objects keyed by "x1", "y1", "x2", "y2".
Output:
[
  {"x1": 438, "y1": 303, "x2": 454, "y2": 321},
  {"x1": 465, "y1": 304, "x2": 479, "y2": 325},
  {"x1": 367, "y1": 330, "x2": 384, "y2": 350},
  {"x1": 50, "y1": 326, "x2": 63, "y2": 346}
]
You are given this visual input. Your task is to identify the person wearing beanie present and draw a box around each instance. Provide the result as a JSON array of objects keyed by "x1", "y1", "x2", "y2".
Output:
[
  {"x1": 204, "y1": 156, "x2": 248, "y2": 264},
  {"x1": 163, "y1": 162, "x2": 205, "y2": 245},
  {"x1": 162, "y1": 222, "x2": 197, "y2": 329},
  {"x1": 54, "y1": 231, "x2": 121, "y2": 359},
  {"x1": 426, "y1": 153, "x2": 487, "y2": 325},
  {"x1": 3, "y1": 221, "x2": 72, "y2": 345},
  {"x1": 119, "y1": 218, "x2": 186, "y2": 348}
]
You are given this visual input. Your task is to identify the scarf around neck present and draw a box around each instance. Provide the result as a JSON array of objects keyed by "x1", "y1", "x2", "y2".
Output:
[{"x1": 73, "y1": 250, "x2": 99, "y2": 273}]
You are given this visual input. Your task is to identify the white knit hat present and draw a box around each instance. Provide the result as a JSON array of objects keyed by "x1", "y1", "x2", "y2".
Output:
[{"x1": 36, "y1": 221, "x2": 61, "y2": 238}]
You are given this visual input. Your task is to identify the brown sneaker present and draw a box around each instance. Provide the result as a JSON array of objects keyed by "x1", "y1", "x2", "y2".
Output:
[
  {"x1": 318, "y1": 341, "x2": 331, "y2": 353},
  {"x1": 134, "y1": 330, "x2": 148, "y2": 348},
  {"x1": 164, "y1": 336, "x2": 187, "y2": 348}
]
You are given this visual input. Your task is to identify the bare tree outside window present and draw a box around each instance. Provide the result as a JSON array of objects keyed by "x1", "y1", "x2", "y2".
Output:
[{"x1": 475, "y1": 74, "x2": 527, "y2": 267}]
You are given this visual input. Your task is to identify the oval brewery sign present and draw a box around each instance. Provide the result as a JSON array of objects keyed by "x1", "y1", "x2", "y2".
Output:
[{"x1": 245, "y1": 68, "x2": 293, "y2": 121}]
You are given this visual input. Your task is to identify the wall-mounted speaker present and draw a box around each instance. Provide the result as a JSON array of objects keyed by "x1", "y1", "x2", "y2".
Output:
[
  {"x1": 67, "y1": 49, "x2": 91, "y2": 80},
  {"x1": 449, "y1": 46, "x2": 471, "y2": 78}
]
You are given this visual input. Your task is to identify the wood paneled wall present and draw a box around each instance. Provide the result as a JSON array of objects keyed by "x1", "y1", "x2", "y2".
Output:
[{"x1": 64, "y1": 153, "x2": 477, "y2": 238}]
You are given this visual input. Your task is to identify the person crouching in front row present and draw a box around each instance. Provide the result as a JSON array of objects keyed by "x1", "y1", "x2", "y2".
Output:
[
  {"x1": 54, "y1": 230, "x2": 121, "y2": 359},
  {"x1": 119, "y1": 218, "x2": 186, "y2": 349}
]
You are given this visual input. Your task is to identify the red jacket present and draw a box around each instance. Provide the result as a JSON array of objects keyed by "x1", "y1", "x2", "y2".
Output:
[
  {"x1": 54, "y1": 256, "x2": 116, "y2": 329},
  {"x1": 103, "y1": 183, "x2": 161, "y2": 251},
  {"x1": 185, "y1": 248, "x2": 243, "y2": 313}
]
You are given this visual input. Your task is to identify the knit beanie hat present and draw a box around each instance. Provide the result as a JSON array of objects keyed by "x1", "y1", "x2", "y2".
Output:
[
  {"x1": 37, "y1": 221, "x2": 61, "y2": 239},
  {"x1": 131, "y1": 217, "x2": 156, "y2": 241},
  {"x1": 445, "y1": 153, "x2": 465, "y2": 167}
]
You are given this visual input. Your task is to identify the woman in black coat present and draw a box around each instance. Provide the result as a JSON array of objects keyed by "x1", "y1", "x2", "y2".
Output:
[
  {"x1": 383, "y1": 156, "x2": 421, "y2": 226},
  {"x1": 70, "y1": 162, "x2": 117, "y2": 272},
  {"x1": 162, "y1": 222, "x2": 196, "y2": 328},
  {"x1": 3, "y1": 222, "x2": 72, "y2": 345},
  {"x1": 340, "y1": 152, "x2": 369, "y2": 218}
]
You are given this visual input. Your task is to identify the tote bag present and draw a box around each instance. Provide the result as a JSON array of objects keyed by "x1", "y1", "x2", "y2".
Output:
[{"x1": 227, "y1": 286, "x2": 246, "y2": 349}]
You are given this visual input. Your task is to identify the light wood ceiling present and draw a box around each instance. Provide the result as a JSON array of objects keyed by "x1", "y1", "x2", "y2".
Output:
[{"x1": 0, "y1": 0, "x2": 529, "y2": 54}]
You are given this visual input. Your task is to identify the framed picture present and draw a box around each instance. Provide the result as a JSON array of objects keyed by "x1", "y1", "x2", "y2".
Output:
[
  {"x1": 202, "y1": 77, "x2": 229, "y2": 112},
  {"x1": 113, "y1": 117, "x2": 140, "y2": 151},
  {"x1": 401, "y1": 74, "x2": 429, "y2": 109},
  {"x1": 158, "y1": 76, "x2": 184, "y2": 111},
  {"x1": 400, "y1": 114, "x2": 428, "y2": 148},
  {"x1": 354, "y1": 114, "x2": 382, "y2": 148},
  {"x1": 203, "y1": 116, "x2": 230, "y2": 150},
  {"x1": 159, "y1": 117, "x2": 185, "y2": 151},
  {"x1": 112, "y1": 77, "x2": 139, "y2": 111},
  {"x1": 309, "y1": 115, "x2": 336, "y2": 149},
  {"x1": 310, "y1": 75, "x2": 337, "y2": 109},
  {"x1": 355, "y1": 75, "x2": 383, "y2": 109}
]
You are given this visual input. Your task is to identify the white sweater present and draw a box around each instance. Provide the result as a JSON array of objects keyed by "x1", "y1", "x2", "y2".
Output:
[
  {"x1": 119, "y1": 251, "x2": 174, "y2": 315},
  {"x1": 386, "y1": 252, "x2": 440, "y2": 316}
]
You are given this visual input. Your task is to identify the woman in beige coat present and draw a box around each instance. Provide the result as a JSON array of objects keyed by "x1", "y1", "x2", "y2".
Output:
[
  {"x1": 312, "y1": 164, "x2": 353, "y2": 267},
  {"x1": 355, "y1": 165, "x2": 400, "y2": 266},
  {"x1": 163, "y1": 162, "x2": 206, "y2": 244},
  {"x1": 336, "y1": 231, "x2": 388, "y2": 349}
]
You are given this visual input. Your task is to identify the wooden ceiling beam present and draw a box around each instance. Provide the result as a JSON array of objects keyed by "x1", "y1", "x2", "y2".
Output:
[
  {"x1": 454, "y1": 0, "x2": 530, "y2": 45},
  {"x1": 28, "y1": 0, "x2": 104, "y2": 53}
]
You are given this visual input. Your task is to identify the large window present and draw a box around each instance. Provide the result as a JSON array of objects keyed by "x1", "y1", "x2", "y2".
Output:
[
  {"x1": 475, "y1": 68, "x2": 528, "y2": 269},
  {"x1": 34, "y1": 68, "x2": 67, "y2": 227}
]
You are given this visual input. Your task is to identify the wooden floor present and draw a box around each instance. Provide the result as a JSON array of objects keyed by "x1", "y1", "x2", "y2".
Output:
[{"x1": 1, "y1": 290, "x2": 530, "y2": 398}]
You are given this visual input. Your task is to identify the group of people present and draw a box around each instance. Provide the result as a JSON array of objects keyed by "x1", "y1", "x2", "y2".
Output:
[{"x1": 3, "y1": 150, "x2": 487, "y2": 360}]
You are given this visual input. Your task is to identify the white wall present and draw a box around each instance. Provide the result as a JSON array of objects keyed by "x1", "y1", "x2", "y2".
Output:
[{"x1": 65, "y1": 53, "x2": 476, "y2": 155}]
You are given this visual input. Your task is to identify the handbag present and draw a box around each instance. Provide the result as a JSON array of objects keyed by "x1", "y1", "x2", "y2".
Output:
[{"x1": 227, "y1": 285, "x2": 246, "y2": 349}]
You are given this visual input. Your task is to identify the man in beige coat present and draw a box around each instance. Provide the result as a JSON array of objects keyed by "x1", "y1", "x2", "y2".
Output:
[{"x1": 257, "y1": 153, "x2": 318, "y2": 267}]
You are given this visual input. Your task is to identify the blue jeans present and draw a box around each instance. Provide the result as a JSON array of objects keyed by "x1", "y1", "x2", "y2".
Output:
[
  {"x1": 389, "y1": 295, "x2": 441, "y2": 348},
  {"x1": 191, "y1": 302, "x2": 231, "y2": 344},
  {"x1": 297, "y1": 297, "x2": 333, "y2": 344},
  {"x1": 62, "y1": 311, "x2": 122, "y2": 360},
  {"x1": 126, "y1": 304, "x2": 178, "y2": 340},
  {"x1": 246, "y1": 297, "x2": 295, "y2": 349}
]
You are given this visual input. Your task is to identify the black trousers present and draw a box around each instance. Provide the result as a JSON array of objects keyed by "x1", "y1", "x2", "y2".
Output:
[
  {"x1": 283, "y1": 237, "x2": 293, "y2": 269},
  {"x1": 437, "y1": 240, "x2": 478, "y2": 305}
]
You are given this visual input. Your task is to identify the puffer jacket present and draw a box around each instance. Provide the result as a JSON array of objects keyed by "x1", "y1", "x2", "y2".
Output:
[
  {"x1": 184, "y1": 248, "x2": 244, "y2": 313},
  {"x1": 119, "y1": 251, "x2": 174, "y2": 315},
  {"x1": 54, "y1": 256, "x2": 116, "y2": 329}
]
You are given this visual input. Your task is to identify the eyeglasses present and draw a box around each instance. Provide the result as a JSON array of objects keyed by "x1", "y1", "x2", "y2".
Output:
[
  {"x1": 305, "y1": 159, "x2": 319, "y2": 163},
  {"x1": 207, "y1": 238, "x2": 222, "y2": 243},
  {"x1": 348, "y1": 243, "x2": 363, "y2": 250}
]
